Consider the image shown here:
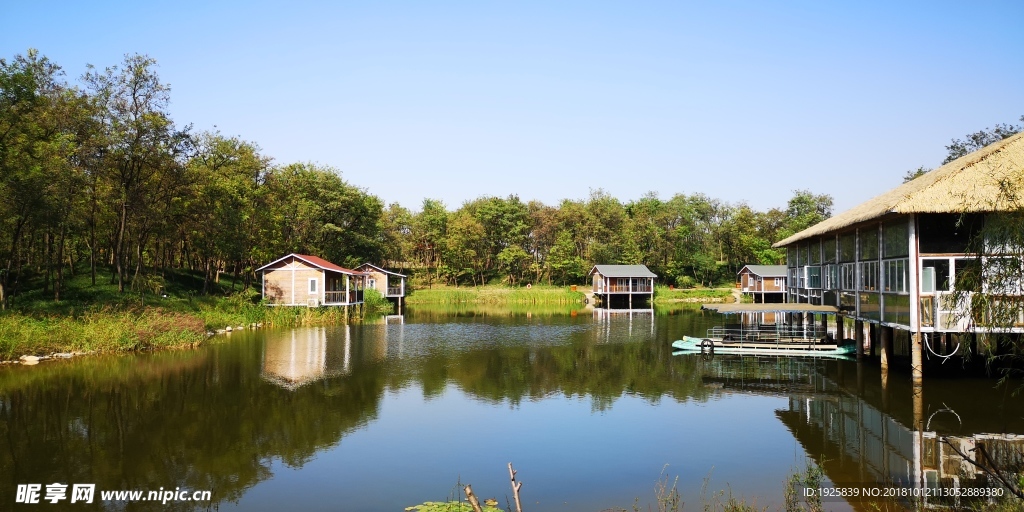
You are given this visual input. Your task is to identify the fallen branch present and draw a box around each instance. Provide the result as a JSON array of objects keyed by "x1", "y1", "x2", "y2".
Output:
[
  {"x1": 508, "y1": 462, "x2": 523, "y2": 512},
  {"x1": 463, "y1": 485, "x2": 483, "y2": 512}
]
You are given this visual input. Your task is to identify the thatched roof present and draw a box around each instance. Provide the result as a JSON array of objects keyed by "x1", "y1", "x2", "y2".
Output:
[{"x1": 774, "y1": 131, "x2": 1024, "y2": 247}]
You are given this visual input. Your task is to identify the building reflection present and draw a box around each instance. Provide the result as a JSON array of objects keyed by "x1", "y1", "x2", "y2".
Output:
[
  {"x1": 592, "y1": 308, "x2": 655, "y2": 342},
  {"x1": 697, "y1": 356, "x2": 1024, "y2": 508},
  {"x1": 261, "y1": 327, "x2": 353, "y2": 389}
]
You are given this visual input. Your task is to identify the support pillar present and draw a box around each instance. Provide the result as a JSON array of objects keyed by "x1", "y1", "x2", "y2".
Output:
[
  {"x1": 869, "y1": 323, "x2": 877, "y2": 358},
  {"x1": 880, "y1": 326, "x2": 892, "y2": 369},
  {"x1": 912, "y1": 380, "x2": 925, "y2": 491},
  {"x1": 819, "y1": 314, "x2": 828, "y2": 340},
  {"x1": 855, "y1": 319, "x2": 864, "y2": 360},
  {"x1": 911, "y1": 331, "x2": 924, "y2": 382}
]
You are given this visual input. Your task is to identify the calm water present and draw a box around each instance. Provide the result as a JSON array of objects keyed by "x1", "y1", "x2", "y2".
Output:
[{"x1": 1, "y1": 307, "x2": 1022, "y2": 511}]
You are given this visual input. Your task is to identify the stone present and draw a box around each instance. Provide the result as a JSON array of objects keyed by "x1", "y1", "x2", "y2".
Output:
[
  {"x1": 19, "y1": 355, "x2": 39, "y2": 363},
  {"x1": 225, "y1": 326, "x2": 233, "y2": 332}
]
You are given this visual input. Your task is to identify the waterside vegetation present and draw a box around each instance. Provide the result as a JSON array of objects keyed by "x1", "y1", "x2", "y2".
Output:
[{"x1": 0, "y1": 268, "x2": 392, "y2": 360}]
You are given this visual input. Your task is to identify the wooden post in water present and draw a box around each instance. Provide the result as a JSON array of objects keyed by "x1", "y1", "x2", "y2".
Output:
[
  {"x1": 855, "y1": 319, "x2": 864, "y2": 360},
  {"x1": 880, "y1": 326, "x2": 892, "y2": 369},
  {"x1": 869, "y1": 323, "x2": 877, "y2": 358},
  {"x1": 911, "y1": 332, "x2": 924, "y2": 382},
  {"x1": 819, "y1": 314, "x2": 828, "y2": 339},
  {"x1": 912, "y1": 380, "x2": 925, "y2": 491}
]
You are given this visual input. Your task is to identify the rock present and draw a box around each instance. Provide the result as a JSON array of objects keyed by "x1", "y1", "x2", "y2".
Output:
[
  {"x1": 53, "y1": 353, "x2": 74, "y2": 359},
  {"x1": 206, "y1": 331, "x2": 216, "y2": 337},
  {"x1": 19, "y1": 355, "x2": 39, "y2": 363},
  {"x1": 225, "y1": 326, "x2": 232, "y2": 332},
  {"x1": 236, "y1": 326, "x2": 244, "y2": 331}
]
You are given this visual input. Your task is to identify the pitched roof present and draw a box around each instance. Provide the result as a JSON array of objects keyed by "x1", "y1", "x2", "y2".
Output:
[
  {"x1": 588, "y1": 264, "x2": 658, "y2": 278},
  {"x1": 355, "y1": 263, "x2": 407, "y2": 277},
  {"x1": 775, "y1": 131, "x2": 1024, "y2": 247},
  {"x1": 255, "y1": 253, "x2": 365, "y2": 275},
  {"x1": 738, "y1": 264, "x2": 788, "y2": 277}
]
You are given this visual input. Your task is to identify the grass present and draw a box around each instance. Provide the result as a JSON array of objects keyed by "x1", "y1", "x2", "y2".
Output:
[
  {"x1": 406, "y1": 284, "x2": 585, "y2": 305},
  {"x1": 0, "y1": 267, "x2": 392, "y2": 360},
  {"x1": 653, "y1": 285, "x2": 734, "y2": 303}
]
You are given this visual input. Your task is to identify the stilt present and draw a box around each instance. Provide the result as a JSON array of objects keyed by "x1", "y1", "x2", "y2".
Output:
[
  {"x1": 911, "y1": 331, "x2": 924, "y2": 381},
  {"x1": 869, "y1": 323, "x2": 877, "y2": 358},
  {"x1": 880, "y1": 326, "x2": 892, "y2": 369},
  {"x1": 855, "y1": 319, "x2": 864, "y2": 360}
]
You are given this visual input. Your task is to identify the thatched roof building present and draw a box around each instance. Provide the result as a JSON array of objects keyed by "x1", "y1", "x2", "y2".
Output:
[{"x1": 775, "y1": 131, "x2": 1024, "y2": 247}]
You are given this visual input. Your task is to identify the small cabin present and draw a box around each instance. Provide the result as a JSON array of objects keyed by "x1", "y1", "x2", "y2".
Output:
[
  {"x1": 737, "y1": 265, "x2": 787, "y2": 303},
  {"x1": 589, "y1": 264, "x2": 656, "y2": 309},
  {"x1": 354, "y1": 263, "x2": 406, "y2": 299},
  {"x1": 257, "y1": 253, "x2": 366, "y2": 306}
]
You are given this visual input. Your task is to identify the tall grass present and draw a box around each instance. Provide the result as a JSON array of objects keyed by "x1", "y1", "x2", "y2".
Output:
[
  {"x1": 0, "y1": 309, "x2": 206, "y2": 359},
  {"x1": 406, "y1": 285, "x2": 584, "y2": 305}
]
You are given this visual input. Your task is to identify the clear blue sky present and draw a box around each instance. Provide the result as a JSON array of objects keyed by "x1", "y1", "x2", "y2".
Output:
[{"x1": 4, "y1": 1, "x2": 1023, "y2": 213}]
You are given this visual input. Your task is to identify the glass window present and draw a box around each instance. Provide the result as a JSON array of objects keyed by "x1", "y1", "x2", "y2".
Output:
[
  {"x1": 859, "y1": 228, "x2": 879, "y2": 260},
  {"x1": 882, "y1": 294, "x2": 910, "y2": 325},
  {"x1": 882, "y1": 220, "x2": 909, "y2": 258},
  {"x1": 309, "y1": 278, "x2": 318, "y2": 293},
  {"x1": 809, "y1": 240, "x2": 821, "y2": 264},
  {"x1": 882, "y1": 259, "x2": 907, "y2": 293},
  {"x1": 788, "y1": 246, "x2": 797, "y2": 268},
  {"x1": 823, "y1": 237, "x2": 837, "y2": 264},
  {"x1": 919, "y1": 213, "x2": 984, "y2": 254},
  {"x1": 839, "y1": 233, "x2": 857, "y2": 262},
  {"x1": 859, "y1": 261, "x2": 879, "y2": 291},
  {"x1": 806, "y1": 266, "x2": 822, "y2": 289}
]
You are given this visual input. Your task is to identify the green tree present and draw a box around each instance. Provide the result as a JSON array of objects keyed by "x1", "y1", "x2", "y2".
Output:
[
  {"x1": 943, "y1": 116, "x2": 1023, "y2": 164},
  {"x1": 83, "y1": 53, "x2": 192, "y2": 292}
]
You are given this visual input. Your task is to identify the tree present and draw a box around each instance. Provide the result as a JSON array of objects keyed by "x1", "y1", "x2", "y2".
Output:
[
  {"x1": 943, "y1": 116, "x2": 1023, "y2": 164},
  {"x1": 547, "y1": 231, "x2": 586, "y2": 285},
  {"x1": 902, "y1": 166, "x2": 930, "y2": 183},
  {"x1": 83, "y1": 53, "x2": 192, "y2": 292}
]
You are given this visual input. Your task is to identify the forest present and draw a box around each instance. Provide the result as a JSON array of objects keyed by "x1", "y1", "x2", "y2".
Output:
[{"x1": 0, "y1": 49, "x2": 835, "y2": 308}]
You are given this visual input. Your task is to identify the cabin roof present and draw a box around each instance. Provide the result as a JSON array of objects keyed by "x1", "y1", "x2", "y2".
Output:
[
  {"x1": 255, "y1": 253, "x2": 365, "y2": 275},
  {"x1": 774, "y1": 131, "x2": 1024, "y2": 247},
  {"x1": 737, "y1": 264, "x2": 788, "y2": 277},
  {"x1": 355, "y1": 263, "x2": 407, "y2": 277},
  {"x1": 588, "y1": 264, "x2": 657, "y2": 278}
]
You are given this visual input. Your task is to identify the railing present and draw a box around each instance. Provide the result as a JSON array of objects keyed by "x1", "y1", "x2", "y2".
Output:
[
  {"x1": 386, "y1": 286, "x2": 402, "y2": 296},
  {"x1": 596, "y1": 284, "x2": 654, "y2": 293},
  {"x1": 324, "y1": 291, "x2": 364, "y2": 304},
  {"x1": 706, "y1": 325, "x2": 829, "y2": 343}
]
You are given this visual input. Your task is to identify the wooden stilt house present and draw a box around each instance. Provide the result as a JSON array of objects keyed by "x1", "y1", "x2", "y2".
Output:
[
  {"x1": 589, "y1": 264, "x2": 656, "y2": 309},
  {"x1": 257, "y1": 253, "x2": 366, "y2": 306}
]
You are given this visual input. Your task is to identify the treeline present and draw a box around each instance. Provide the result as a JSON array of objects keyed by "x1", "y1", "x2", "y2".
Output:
[{"x1": 0, "y1": 50, "x2": 831, "y2": 307}]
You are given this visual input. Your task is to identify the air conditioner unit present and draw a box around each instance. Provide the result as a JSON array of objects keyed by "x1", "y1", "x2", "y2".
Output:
[{"x1": 307, "y1": 298, "x2": 320, "y2": 307}]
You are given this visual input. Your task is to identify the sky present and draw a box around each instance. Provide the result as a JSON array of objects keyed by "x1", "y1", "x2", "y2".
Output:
[{"x1": 4, "y1": 1, "x2": 1023, "y2": 214}]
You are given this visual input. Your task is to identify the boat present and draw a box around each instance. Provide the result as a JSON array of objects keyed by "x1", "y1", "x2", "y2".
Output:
[{"x1": 671, "y1": 303, "x2": 856, "y2": 357}]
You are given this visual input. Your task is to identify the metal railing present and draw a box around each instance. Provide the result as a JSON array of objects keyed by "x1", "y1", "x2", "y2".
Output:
[
  {"x1": 595, "y1": 284, "x2": 654, "y2": 293},
  {"x1": 705, "y1": 325, "x2": 830, "y2": 343},
  {"x1": 386, "y1": 286, "x2": 402, "y2": 296}
]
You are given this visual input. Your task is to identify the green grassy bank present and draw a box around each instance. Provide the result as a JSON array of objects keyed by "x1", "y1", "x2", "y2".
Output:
[
  {"x1": 0, "y1": 269, "x2": 393, "y2": 360},
  {"x1": 405, "y1": 285, "x2": 585, "y2": 305},
  {"x1": 652, "y1": 285, "x2": 734, "y2": 304}
]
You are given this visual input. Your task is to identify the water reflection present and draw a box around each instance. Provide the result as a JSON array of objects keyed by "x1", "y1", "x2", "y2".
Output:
[{"x1": 0, "y1": 309, "x2": 1020, "y2": 511}]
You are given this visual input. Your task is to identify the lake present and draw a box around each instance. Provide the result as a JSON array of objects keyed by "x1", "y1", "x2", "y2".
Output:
[{"x1": 1, "y1": 306, "x2": 1021, "y2": 511}]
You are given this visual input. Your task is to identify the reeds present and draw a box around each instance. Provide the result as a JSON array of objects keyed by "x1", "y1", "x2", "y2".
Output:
[{"x1": 406, "y1": 285, "x2": 585, "y2": 305}]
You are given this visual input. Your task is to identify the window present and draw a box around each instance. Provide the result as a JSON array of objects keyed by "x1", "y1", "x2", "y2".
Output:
[
  {"x1": 806, "y1": 266, "x2": 822, "y2": 289},
  {"x1": 309, "y1": 278, "x2": 318, "y2": 294},
  {"x1": 774, "y1": 277, "x2": 782, "y2": 288},
  {"x1": 883, "y1": 259, "x2": 908, "y2": 293},
  {"x1": 859, "y1": 261, "x2": 879, "y2": 291},
  {"x1": 840, "y1": 263, "x2": 856, "y2": 290}
]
